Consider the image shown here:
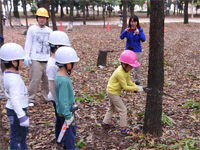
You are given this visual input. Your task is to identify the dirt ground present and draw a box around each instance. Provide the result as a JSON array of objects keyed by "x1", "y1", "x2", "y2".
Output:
[{"x1": 0, "y1": 20, "x2": 200, "y2": 150}]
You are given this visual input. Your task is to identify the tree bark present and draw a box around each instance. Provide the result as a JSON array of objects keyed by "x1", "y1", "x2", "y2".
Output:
[
  {"x1": 102, "y1": 3, "x2": 106, "y2": 28},
  {"x1": 143, "y1": 0, "x2": 164, "y2": 137},
  {"x1": 13, "y1": 0, "x2": 20, "y2": 18},
  {"x1": 60, "y1": 5, "x2": 64, "y2": 19},
  {"x1": 51, "y1": 0, "x2": 57, "y2": 31},
  {"x1": 121, "y1": 0, "x2": 127, "y2": 33},
  {"x1": 69, "y1": 0, "x2": 74, "y2": 22},
  {"x1": 0, "y1": 1, "x2": 6, "y2": 148},
  {"x1": 184, "y1": 0, "x2": 189, "y2": 24},
  {"x1": 83, "y1": 0, "x2": 86, "y2": 25},
  {"x1": 21, "y1": 0, "x2": 28, "y2": 30}
]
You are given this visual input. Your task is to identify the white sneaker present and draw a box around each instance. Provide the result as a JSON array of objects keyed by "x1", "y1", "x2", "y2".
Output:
[{"x1": 28, "y1": 103, "x2": 34, "y2": 107}]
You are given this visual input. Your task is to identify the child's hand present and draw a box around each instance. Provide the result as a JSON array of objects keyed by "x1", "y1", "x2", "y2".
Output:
[
  {"x1": 19, "y1": 115, "x2": 30, "y2": 127},
  {"x1": 125, "y1": 28, "x2": 130, "y2": 32},
  {"x1": 137, "y1": 86, "x2": 144, "y2": 92},
  {"x1": 135, "y1": 28, "x2": 139, "y2": 35}
]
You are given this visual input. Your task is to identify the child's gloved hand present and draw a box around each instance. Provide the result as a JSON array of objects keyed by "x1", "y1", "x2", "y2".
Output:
[
  {"x1": 65, "y1": 116, "x2": 74, "y2": 127},
  {"x1": 24, "y1": 57, "x2": 32, "y2": 66},
  {"x1": 19, "y1": 115, "x2": 30, "y2": 127},
  {"x1": 137, "y1": 86, "x2": 144, "y2": 92}
]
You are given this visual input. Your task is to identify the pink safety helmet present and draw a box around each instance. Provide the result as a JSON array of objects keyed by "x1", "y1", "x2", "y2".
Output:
[{"x1": 118, "y1": 50, "x2": 140, "y2": 67}]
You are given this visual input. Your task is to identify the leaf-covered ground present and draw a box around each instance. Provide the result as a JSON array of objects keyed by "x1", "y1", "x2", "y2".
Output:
[{"x1": 1, "y1": 22, "x2": 200, "y2": 150}]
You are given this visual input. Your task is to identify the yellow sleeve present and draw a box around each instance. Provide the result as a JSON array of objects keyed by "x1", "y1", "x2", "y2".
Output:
[
  {"x1": 127, "y1": 73, "x2": 136, "y2": 86},
  {"x1": 118, "y1": 72, "x2": 138, "y2": 92}
]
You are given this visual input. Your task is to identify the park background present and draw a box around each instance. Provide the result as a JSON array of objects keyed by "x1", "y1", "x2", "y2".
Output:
[{"x1": 0, "y1": 0, "x2": 200, "y2": 150}]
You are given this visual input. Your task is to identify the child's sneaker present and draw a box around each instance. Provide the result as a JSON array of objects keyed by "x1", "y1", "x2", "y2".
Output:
[
  {"x1": 102, "y1": 123, "x2": 115, "y2": 129},
  {"x1": 120, "y1": 128, "x2": 133, "y2": 136}
]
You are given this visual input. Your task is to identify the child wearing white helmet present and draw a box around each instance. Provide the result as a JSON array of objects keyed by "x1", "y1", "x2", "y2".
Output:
[
  {"x1": 0, "y1": 43, "x2": 29, "y2": 150},
  {"x1": 46, "y1": 30, "x2": 71, "y2": 144},
  {"x1": 54, "y1": 46, "x2": 80, "y2": 150},
  {"x1": 102, "y1": 50, "x2": 144, "y2": 136}
]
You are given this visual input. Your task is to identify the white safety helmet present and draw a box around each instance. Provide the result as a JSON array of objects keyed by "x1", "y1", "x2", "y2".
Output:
[
  {"x1": 48, "y1": 31, "x2": 71, "y2": 46},
  {"x1": 55, "y1": 47, "x2": 80, "y2": 64},
  {"x1": 0, "y1": 43, "x2": 26, "y2": 61}
]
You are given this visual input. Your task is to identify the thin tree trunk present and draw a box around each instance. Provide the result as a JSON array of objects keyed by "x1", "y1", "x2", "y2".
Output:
[
  {"x1": 60, "y1": 5, "x2": 64, "y2": 19},
  {"x1": 0, "y1": 1, "x2": 7, "y2": 149},
  {"x1": 97, "y1": 6, "x2": 99, "y2": 16},
  {"x1": 143, "y1": 0, "x2": 164, "y2": 137},
  {"x1": 51, "y1": 0, "x2": 57, "y2": 30},
  {"x1": 102, "y1": 4, "x2": 105, "y2": 28},
  {"x1": 13, "y1": 0, "x2": 20, "y2": 18},
  {"x1": 184, "y1": 0, "x2": 188, "y2": 24},
  {"x1": 9, "y1": 1, "x2": 13, "y2": 28},
  {"x1": 86, "y1": 4, "x2": 89, "y2": 18},
  {"x1": 83, "y1": 0, "x2": 86, "y2": 25},
  {"x1": 93, "y1": 4, "x2": 95, "y2": 19},
  {"x1": 121, "y1": 0, "x2": 127, "y2": 33},
  {"x1": 21, "y1": 0, "x2": 28, "y2": 29},
  {"x1": 69, "y1": 0, "x2": 74, "y2": 22}
]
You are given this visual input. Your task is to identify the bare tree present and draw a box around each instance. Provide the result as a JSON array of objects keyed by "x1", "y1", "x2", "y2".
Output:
[
  {"x1": 121, "y1": 0, "x2": 127, "y2": 33},
  {"x1": 83, "y1": 0, "x2": 86, "y2": 25},
  {"x1": 0, "y1": 2, "x2": 7, "y2": 149},
  {"x1": 184, "y1": 0, "x2": 189, "y2": 24},
  {"x1": 143, "y1": 0, "x2": 165, "y2": 137},
  {"x1": 69, "y1": 0, "x2": 74, "y2": 22},
  {"x1": 21, "y1": 0, "x2": 28, "y2": 29},
  {"x1": 51, "y1": 0, "x2": 57, "y2": 30}
]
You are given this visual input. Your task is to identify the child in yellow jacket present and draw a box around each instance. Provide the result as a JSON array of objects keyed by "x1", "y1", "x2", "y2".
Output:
[{"x1": 102, "y1": 50, "x2": 144, "y2": 136}]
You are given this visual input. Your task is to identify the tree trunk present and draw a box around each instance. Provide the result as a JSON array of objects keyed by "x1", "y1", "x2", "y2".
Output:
[
  {"x1": 173, "y1": 2, "x2": 176, "y2": 15},
  {"x1": 0, "y1": 2, "x2": 7, "y2": 149},
  {"x1": 21, "y1": 0, "x2": 28, "y2": 29},
  {"x1": 83, "y1": 0, "x2": 86, "y2": 25},
  {"x1": 60, "y1": 5, "x2": 64, "y2": 19},
  {"x1": 51, "y1": 0, "x2": 57, "y2": 31},
  {"x1": 86, "y1": 4, "x2": 89, "y2": 18},
  {"x1": 97, "y1": 6, "x2": 99, "y2": 16},
  {"x1": 147, "y1": 0, "x2": 150, "y2": 17},
  {"x1": 69, "y1": 0, "x2": 74, "y2": 22},
  {"x1": 121, "y1": 0, "x2": 127, "y2": 33},
  {"x1": 184, "y1": 0, "x2": 188, "y2": 24},
  {"x1": 55, "y1": 3, "x2": 58, "y2": 13},
  {"x1": 13, "y1": 0, "x2": 20, "y2": 18},
  {"x1": 108, "y1": 5, "x2": 112, "y2": 17},
  {"x1": 143, "y1": 0, "x2": 164, "y2": 137},
  {"x1": 9, "y1": 0, "x2": 13, "y2": 28},
  {"x1": 130, "y1": 4, "x2": 135, "y2": 16},
  {"x1": 102, "y1": 4, "x2": 105, "y2": 28},
  {"x1": 0, "y1": 0, "x2": 3, "y2": 36},
  {"x1": 93, "y1": 4, "x2": 95, "y2": 19}
]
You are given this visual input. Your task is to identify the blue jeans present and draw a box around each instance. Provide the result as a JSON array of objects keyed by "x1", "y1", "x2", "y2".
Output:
[
  {"x1": 6, "y1": 108, "x2": 28, "y2": 150},
  {"x1": 51, "y1": 101, "x2": 63, "y2": 142},
  {"x1": 59, "y1": 115, "x2": 76, "y2": 150}
]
